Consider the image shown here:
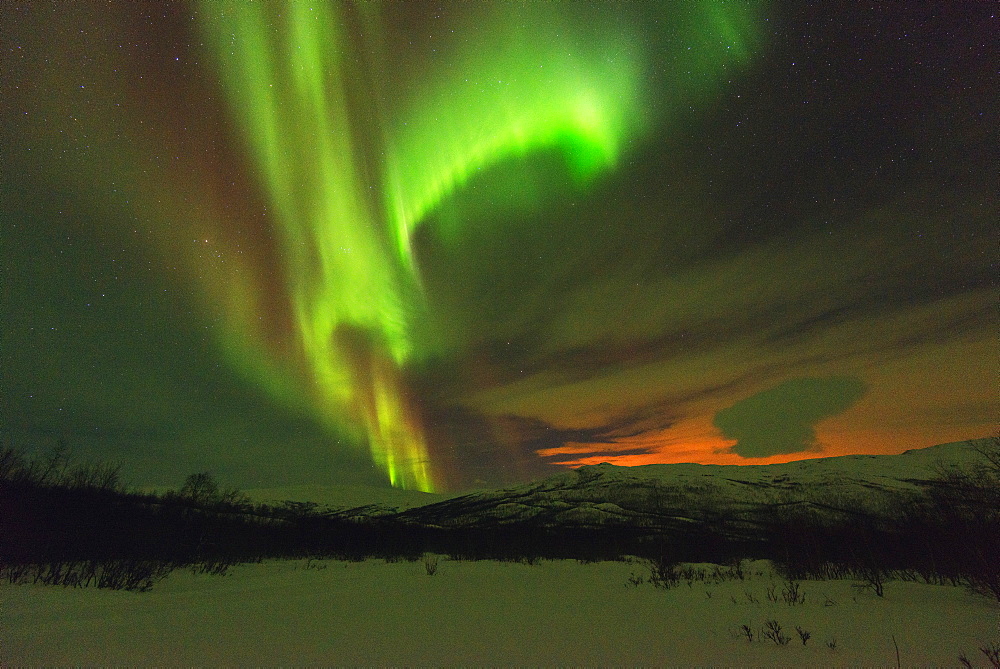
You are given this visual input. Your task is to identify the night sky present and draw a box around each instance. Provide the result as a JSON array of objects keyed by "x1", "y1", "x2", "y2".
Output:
[{"x1": 2, "y1": 2, "x2": 996, "y2": 492}]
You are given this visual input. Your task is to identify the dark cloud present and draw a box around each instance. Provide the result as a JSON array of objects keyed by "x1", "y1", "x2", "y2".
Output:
[
  {"x1": 543, "y1": 447, "x2": 656, "y2": 463},
  {"x1": 419, "y1": 406, "x2": 571, "y2": 488},
  {"x1": 714, "y1": 377, "x2": 868, "y2": 458},
  {"x1": 420, "y1": 400, "x2": 677, "y2": 488}
]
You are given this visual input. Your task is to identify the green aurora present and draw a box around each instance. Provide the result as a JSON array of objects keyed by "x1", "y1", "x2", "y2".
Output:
[
  {"x1": 187, "y1": 1, "x2": 758, "y2": 490},
  {"x1": 2, "y1": 2, "x2": 995, "y2": 492}
]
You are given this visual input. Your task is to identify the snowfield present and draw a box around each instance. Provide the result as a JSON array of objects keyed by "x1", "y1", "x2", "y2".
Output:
[{"x1": 3, "y1": 557, "x2": 997, "y2": 666}]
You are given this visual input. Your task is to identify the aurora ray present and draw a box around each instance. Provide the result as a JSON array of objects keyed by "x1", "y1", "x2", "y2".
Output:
[
  {"x1": 185, "y1": 1, "x2": 766, "y2": 490},
  {"x1": 381, "y1": 3, "x2": 646, "y2": 270},
  {"x1": 198, "y1": 2, "x2": 432, "y2": 490},
  {"x1": 195, "y1": 1, "x2": 653, "y2": 490}
]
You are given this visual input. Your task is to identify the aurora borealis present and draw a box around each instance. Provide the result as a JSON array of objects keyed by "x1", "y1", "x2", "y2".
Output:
[{"x1": 2, "y1": 2, "x2": 996, "y2": 492}]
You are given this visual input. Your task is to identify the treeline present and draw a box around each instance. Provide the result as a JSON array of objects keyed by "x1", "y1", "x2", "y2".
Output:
[
  {"x1": 0, "y1": 446, "x2": 421, "y2": 590},
  {"x1": 761, "y1": 438, "x2": 1000, "y2": 600},
  {"x1": 1, "y1": 439, "x2": 997, "y2": 599}
]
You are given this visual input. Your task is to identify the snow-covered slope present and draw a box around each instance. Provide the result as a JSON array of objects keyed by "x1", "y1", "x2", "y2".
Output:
[{"x1": 395, "y1": 438, "x2": 993, "y2": 529}]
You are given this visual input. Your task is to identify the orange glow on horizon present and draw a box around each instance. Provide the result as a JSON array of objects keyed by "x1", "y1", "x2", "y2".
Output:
[{"x1": 538, "y1": 419, "x2": 995, "y2": 469}]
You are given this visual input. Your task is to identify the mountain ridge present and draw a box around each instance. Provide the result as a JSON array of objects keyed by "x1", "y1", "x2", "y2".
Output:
[
  {"x1": 242, "y1": 438, "x2": 993, "y2": 527},
  {"x1": 389, "y1": 437, "x2": 994, "y2": 532}
]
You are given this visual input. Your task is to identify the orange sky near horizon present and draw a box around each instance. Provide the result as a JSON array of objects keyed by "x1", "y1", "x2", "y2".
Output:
[{"x1": 535, "y1": 334, "x2": 997, "y2": 469}]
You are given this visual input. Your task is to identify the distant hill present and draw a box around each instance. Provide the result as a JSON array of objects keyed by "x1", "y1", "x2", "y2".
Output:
[
  {"x1": 242, "y1": 438, "x2": 993, "y2": 525},
  {"x1": 393, "y1": 438, "x2": 996, "y2": 530},
  {"x1": 241, "y1": 483, "x2": 459, "y2": 511}
]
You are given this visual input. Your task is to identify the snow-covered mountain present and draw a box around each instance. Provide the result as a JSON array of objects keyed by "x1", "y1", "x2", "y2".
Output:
[
  {"x1": 392, "y1": 438, "x2": 993, "y2": 531},
  {"x1": 238, "y1": 438, "x2": 993, "y2": 535}
]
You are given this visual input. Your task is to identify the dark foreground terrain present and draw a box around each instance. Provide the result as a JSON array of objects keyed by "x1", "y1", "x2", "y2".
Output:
[{"x1": 1, "y1": 438, "x2": 997, "y2": 599}]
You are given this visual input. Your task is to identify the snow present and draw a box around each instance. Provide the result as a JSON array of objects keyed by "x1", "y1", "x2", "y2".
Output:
[{"x1": 4, "y1": 558, "x2": 997, "y2": 665}]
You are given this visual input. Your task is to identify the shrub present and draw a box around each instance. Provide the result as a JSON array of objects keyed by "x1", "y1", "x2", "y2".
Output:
[
  {"x1": 646, "y1": 555, "x2": 681, "y2": 589},
  {"x1": 782, "y1": 579, "x2": 805, "y2": 605},
  {"x1": 762, "y1": 620, "x2": 790, "y2": 646},
  {"x1": 423, "y1": 553, "x2": 439, "y2": 576}
]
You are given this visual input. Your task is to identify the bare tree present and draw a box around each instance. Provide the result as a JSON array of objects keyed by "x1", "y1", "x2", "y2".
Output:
[{"x1": 180, "y1": 472, "x2": 221, "y2": 504}]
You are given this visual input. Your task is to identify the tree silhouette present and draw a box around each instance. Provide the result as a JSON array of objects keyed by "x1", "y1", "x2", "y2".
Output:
[{"x1": 180, "y1": 472, "x2": 220, "y2": 504}]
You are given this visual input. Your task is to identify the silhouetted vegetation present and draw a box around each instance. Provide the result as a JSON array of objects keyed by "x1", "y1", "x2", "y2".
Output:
[
  {"x1": 761, "y1": 437, "x2": 1000, "y2": 600},
  {"x1": 2, "y1": 438, "x2": 998, "y2": 596},
  {"x1": 0, "y1": 445, "x2": 421, "y2": 590}
]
